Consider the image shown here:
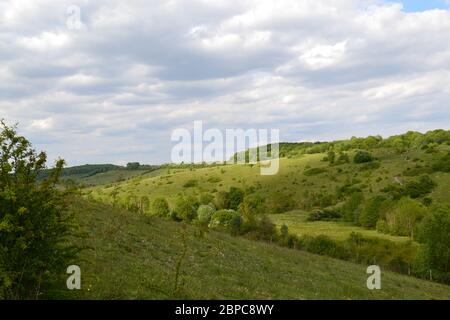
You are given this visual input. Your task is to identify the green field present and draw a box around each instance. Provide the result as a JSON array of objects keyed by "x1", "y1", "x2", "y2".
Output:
[
  {"x1": 56, "y1": 199, "x2": 450, "y2": 300},
  {"x1": 86, "y1": 148, "x2": 450, "y2": 210},
  {"x1": 269, "y1": 211, "x2": 411, "y2": 242}
]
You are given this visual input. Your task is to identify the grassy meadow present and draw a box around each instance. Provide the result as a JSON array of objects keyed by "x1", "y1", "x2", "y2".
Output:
[{"x1": 53, "y1": 199, "x2": 450, "y2": 300}]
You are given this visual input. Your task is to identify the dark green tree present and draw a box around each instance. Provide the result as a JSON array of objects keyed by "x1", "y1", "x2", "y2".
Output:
[
  {"x1": 150, "y1": 197, "x2": 170, "y2": 217},
  {"x1": 418, "y1": 207, "x2": 450, "y2": 283},
  {"x1": 0, "y1": 121, "x2": 77, "y2": 299}
]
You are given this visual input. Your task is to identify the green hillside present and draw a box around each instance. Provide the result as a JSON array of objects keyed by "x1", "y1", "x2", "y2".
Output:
[
  {"x1": 86, "y1": 146, "x2": 450, "y2": 244},
  {"x1": 57, "y1": 199, "x2": 450, "y2": 300},
  {"x1": 81, "y1": 130, "x2": 450, "y2": 285}
]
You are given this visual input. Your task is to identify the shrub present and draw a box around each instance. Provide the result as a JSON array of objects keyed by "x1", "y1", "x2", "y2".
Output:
[
  {"x1": 0, "y1": 121, "x2": 78, "y2": 299},
  {"x1": 336, "y1": 152, "x2": 350, "y2": 164},
  {"x1": 199, "y1": 193, "x2": 214, "y2": 205},
  {"x1": 353, "y1": 150, "x2": 375, "y2": 164},
  {"x1": 307, "y1": 208, "x2": 341, "y2": 221},
  {"x1": 386, "y1": 197, "x2": 427, "y2": 238},
  {"x1": 183, "y1": 179, "x2": 198, "y2": 188},
  {"x1": 197, "y1": 205, "x2": 215, "y2": 226},
  {"x1": 359, "y1": 161, "x2": 381, "y2": 171},
  {"x1": 174, "y1": 195, "x2": 198, "y2": 221},
  {"x1": 383, "y1": 175, "x2": 436, "y2": 200},
  {"x1": 376, "y1": 219, "x2": 389, "y2": 233},
  {"x1": 404, "y1": 175, "x2": 436, "y2": 199},
  {"x1": 239, "y1": 193, "x2": 264, "y2": 219},
  {"x1": 226, "y1": 187, "x2": 244, "y2": 210},
  {"x1": 209, "y1": 209, "x2": 240, "y2": 230},
  {"x1": 417, "y1": 206, "x2": 450, "y2": 283},
  {"x1": 150, "y1": 197, "x2": 170, "y2": 217},
  {"x1": 432, "y1": 152, "x2": 450, "y2": 172},
  {"x1": 341, "y1": 192, "x2": 364, "y2": 223},
  {"x1": 359, "y1": 196, "x2": 386, "y2": 228},
  {"x1": 265, "y1": 192, "x2": 296, "y2": 213},
  {"x1": 303, "y1": 235, "x2": 338, "y2": 256}
]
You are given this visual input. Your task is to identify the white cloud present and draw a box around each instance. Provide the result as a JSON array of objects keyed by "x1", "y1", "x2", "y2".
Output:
[
  {"x1": 0, "y1": 0, "x2": 449, "y2": 164},
  {"x1": 300, "y1": 41, "x2": 348, "y2": 69}
]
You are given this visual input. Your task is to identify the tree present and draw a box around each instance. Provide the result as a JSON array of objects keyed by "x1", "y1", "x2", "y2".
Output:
[
  {"x1": 150, "y1": 197, "x2": 170, "y2": 217},
  {"x1": 279, "y1": 224, "x2": 289, "y2": 246},
  {"x1": 0, "y1": 121, "x2": 77, "y2": 299},
  {"x1": 341, "y1": 192, "x2": 364, "y2": 223},
  {"x1": 214, "y1": 191, "x2": 228, "y2": 210},
  {"x1": 359, "y1": 196, "x2": 386, "y2": 228},
  {"x1": 353, "y1": 150, "x2": 374, "y2": 164},
  {"x1": 387, "y1": 197, "x2": 426, "y2": 239},
  {"x1": 226, "y1": 187, "x2": 244, "y2": 210},
  {"x1": 327, "y1": 150, "x2": 336, "y2": 164},
  {"x1": 199, "y1": 192, "x2": 214, "y2": 205},
  {"x1": 196, "y1": 204, "x2": 215, "y2": 227},
  {"x1": 174, "y1": 195, "x2": 198, "y2": 221},
  {"x1": 336, "y1": 152, "x2": 350, "y2": 164},
  {"x1": 209, "y1": 209, "x2": 242, "y2": 235},
  {"x1": 418, "y1": 207, "x2": 450, "y2": 283},
  {"x1": 126, "y1": 162, "x2": 140, "y2": 170},
  {"x1": 239, "y1": 193, "x2": 264, "y2": 220}
]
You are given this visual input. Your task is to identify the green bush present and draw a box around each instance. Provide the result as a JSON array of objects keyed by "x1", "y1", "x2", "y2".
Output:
[
  {"x1": 174, "y1": 195, "x2": 198, "y2": 221},
  {"x1": 353, "y1": 150, "x2": 375, "y2": 164},
  {"x1": 209, "y1": 209, "x2": 242, "y2": 234},
  {"x1": 385, "y1": 197, "x2": 427, "y2": 238},
  {"x1": 341, "y1": 192, "x2": 364, "y2": 223},
  {"x1": 197, "y1": 205, "x2": 215, "y2": 226},
  {"x1": 0, "y1": 121, "x2": 78, "y2": 299},
  {"x1": 404, "y1": 175, "x2": 436, "y2": 199},
  {"x1": 359, "y1": 196, "x2": 386, "y2": 228},
  {"x1": 303, "y1": 235, "x2": 338, "y2": 256},
  {"x1": 226, "y1": 187, "x2": 244, "y2": 210},
  {"x1": 150, "y1": 197, "x2": 170, "y2": 217},
  {"x1": 417, "y1": 206, "x2": 450, "y2": 284},
  {"x1": 432, "y1": 152, "x2": 450, "y2": 172},
  {"x1": 183, "y1": 179, "x2": 198, "y2": 188},
  {"x1": 307, "y1": 208, "x2": 341, "y2": 221},
  {"x1": 383, "y1": 175, "x2": 436, "y2": 200}
]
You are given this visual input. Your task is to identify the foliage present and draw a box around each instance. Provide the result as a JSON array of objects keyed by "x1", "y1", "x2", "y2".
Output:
[
  {"x1": 0, "y1": 121, "x2": 78, "y2": 299},
  {"x1": 341, "y1": 192, "x2": 364, "y2": 223},
  {"x1": 183, "y1": 179, "x2": 198, "y2": 188},
  {"x1": 417, "y1": 206, "x2": 450, "y2": 283},
  {"x1": 385, "y1": 197, "x2": 427, "y2": 238},
  {"x1": 307, "y1": 208, "x2": 341, "y2": 222},
  {"x1": 209, "y1": 209, "x2": 242, "y2": 235},
  {"x1": 174, "y1": 195, "x2": 198, "y2": 221},
  {"x1": 150, "y1": 197, "x2": 170, "y2": 217},
  {"x1": 359, "y1": 196, "x2": 386, "y2": 228},
  {"x1": 383, "y1": 175, "x2": 436, "y2": 200},
  {"x1": 353, "y1": 150, "x2": 375, "y2": 164},
  {"x1": 432, "y1": 152, "x2": 450, "y2": 173},
  {"x1": 226, "y1": 187, "x2": 244, "y2": 210},
  {"x1": 196, "y1": 205, "x2": 215, "y2": 227}
]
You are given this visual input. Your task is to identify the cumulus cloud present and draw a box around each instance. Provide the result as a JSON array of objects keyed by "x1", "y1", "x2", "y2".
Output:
[{"x1": 0, "y1": 0, "x2": 449, "y2": 165}]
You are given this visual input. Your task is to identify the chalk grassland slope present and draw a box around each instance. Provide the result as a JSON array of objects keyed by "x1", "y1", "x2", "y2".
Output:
[
  {"x1": 40, "y1": 164, "x2": 163, "y2": 187},
  {"x1": 86, "y1": 146, "x2": 450, "y2": 242},
  {"x1": 87, "y1": 148, "x2": 450, "y2": 206},
  {"x1": 58, "y1": 199, "x2": 450, "y2": 300},
  {"x1": 268, "y1": 211, "x2": 412, "y2": 242}
]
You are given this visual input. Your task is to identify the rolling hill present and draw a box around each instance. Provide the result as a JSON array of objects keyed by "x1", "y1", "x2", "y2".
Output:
[{"x1": 55, "y1": 199, "x2": 450, "y2": 300}]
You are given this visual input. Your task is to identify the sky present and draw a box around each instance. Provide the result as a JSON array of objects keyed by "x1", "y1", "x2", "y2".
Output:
[{"x1": 0, "y1": 0, "x2": 450, "y2": 166}]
